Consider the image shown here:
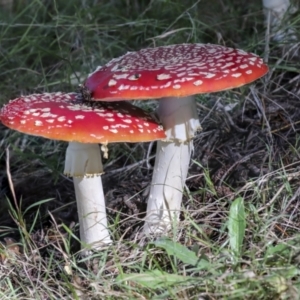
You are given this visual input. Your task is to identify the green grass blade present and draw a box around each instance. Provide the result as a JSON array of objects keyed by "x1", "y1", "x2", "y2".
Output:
[
  {"x1": 152, "y1": 237, "x2": 211, "y2": 269},
  {"x1": 228, "y1": 197, "x2": 246, "y2": 259},
  {"x1": 116, "y1": 270, "x2": 195, "y2": 289}
]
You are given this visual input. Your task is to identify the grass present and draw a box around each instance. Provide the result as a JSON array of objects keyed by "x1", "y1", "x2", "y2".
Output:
[{"x1": 1, "y1": 0, "x2": 300, "y2": 298}]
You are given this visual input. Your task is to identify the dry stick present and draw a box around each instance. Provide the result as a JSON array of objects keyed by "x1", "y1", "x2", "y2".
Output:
[
  {"x1": 5, "y1": 147, "x2": 17, "y2": 208},
  {"x1": 271, "y1": 120, "x2": 300, "y2": 134},
  {"x1": 257, "y1": 183, "x2": 286, "y2": 213},
  {"x1": 250, "y1": 86, "x2": 273, "y2": 141},
  {"x1": 234, "y1": 160, "x2": 300, "y2": 193}
]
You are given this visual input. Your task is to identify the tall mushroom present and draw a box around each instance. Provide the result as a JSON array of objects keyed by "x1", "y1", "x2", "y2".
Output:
[
  {"x1": 83, "y1": 43, "x2": 269, "y2": 234},
  {"x1": 0, "y1": 92, "x2": 165, "y2": 249}
]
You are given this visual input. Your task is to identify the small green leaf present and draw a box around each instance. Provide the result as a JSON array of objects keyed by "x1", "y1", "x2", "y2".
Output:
[
  {"x1": 152, "y1": 238, "x2": 210, "y2": 269},
  {"x1": 265, "y1": 243, "x2": 290, "y2": 258},
  {"x1": 228, "y1": 197, "x2": 246, "y2": 258},
  {"x1": 116, "y1": 270, "x2": 193, "y2": 288}
]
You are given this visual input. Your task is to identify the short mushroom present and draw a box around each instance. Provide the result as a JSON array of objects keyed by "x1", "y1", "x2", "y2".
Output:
[
  {"x1": 84, "y1": 43, "x2": 269, "y2": 234},
  {"x1": 0, "y1": 92, "x2": 165, "y2": 249}
]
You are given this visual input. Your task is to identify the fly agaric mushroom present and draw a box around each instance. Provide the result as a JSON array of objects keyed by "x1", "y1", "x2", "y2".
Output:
[
  {"x1": 0, "y1": 92, "x2": 165, "y2": 249},
  {"x1": 84, "y1": 43, "x2": 269, "y2": 234}
]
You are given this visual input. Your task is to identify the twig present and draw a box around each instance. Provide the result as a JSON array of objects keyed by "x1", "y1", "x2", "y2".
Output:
[{"x1": 5, "y1": 147, "x2": 17, "y2": 209}]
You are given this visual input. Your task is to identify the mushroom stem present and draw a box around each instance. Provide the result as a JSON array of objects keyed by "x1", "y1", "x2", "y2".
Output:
[
  {"x1": 64, "y1": 142, "x2": 112, "y2": 250},
  {"x1": 263, "y1": 0, "x2": 297, "y2": 42},
  {"x1": 144, "y1": 96, "x2": 200, "y2": 234},
  {"x1": 73, "y1": 176, "x2": 111, "y2": 248},
  {"x1": 144, "y1": 140, "x2": 193, "y2": 234}
]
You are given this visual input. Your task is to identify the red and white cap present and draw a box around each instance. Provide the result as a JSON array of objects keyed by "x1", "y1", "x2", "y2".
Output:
[
  {"x1": 84, "y1": 43, "x2": 269, "y2": 101},
  {"x1": 0, "y1": 92, "x2": 166, "y2": 143}
]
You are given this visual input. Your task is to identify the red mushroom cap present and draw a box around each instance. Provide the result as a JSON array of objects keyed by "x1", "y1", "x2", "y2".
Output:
[
  {"x1": 0, "y1": 92, "x2": 165, "y2": 143},
  {"x1": 84, "y1": 44, "x2": 268, "y2": 101}
]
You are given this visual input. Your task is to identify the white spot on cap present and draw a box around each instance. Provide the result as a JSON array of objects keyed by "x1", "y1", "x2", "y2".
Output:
[
  {"x1": 193, "y1": 80, "x2": 203, "y2": 86},
  {"x1": 173, "y1": 84, "x2": 181, "y2": 89},
  {"x1": 249, "y1": 57, "x2": 258, "y2": 62},
  {"x1": 232, "y1": 73, "x2": 242, "y2": 78},
  {"x1": 239, "y1": 64, "x2": 249, "y2": 69},
  {"x1": 35, "y1": 120, "x2": 43, "y2": 126},
  {"x1": 177, "y1": 72, "x2": 186, "y2": 77},
  {"x1": 20, "y1": 120, "x2": 26, "y2": 125},
  {"x1": 108, "y1": 79, "x2": 117, "y2": 86},
  {"x1": 57, "y1": 116, "x2": 66, "y2": 122},
  {"x1": 40, "y1": 113, "x2": 51, "y2": 118},
  {"x1": 75, "y1": 115, "x2": 85, "y2": 119},
  {"x1": 109, "y1": 129, "x2": 118, "y2": 133},
  {"x1": 246, "y1": 70, "x2": 253, "y2": 74},
  {"x1": 160, "y1": 81, "x2": 172, "y2": 89},
  {"x1": 157, "y1": 74, "x2": 172, "y2": 80},
  {"x1": 113, "y1": 73, "x2": 129, "y2": 80},
  {"x1": 204, "y1": 73, "x2": 216, "y2": 78},
  {"x1": 221, "y1": 62, "x2": 235, "y2": 69},
  {"x1": 118, "y1": 84, "x2": 130, "y2": 91},
  {"x1": 111, "y1": 64, "x2": 120, "y2": 72}
]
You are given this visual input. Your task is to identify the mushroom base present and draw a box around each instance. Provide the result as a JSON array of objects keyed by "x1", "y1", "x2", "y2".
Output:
[
  {"x1": 144, "y1": 139, "x2": 193, "y2": 234},
  {"x1": 74, "y1": 176, "x2": 112, "y2": 252}
]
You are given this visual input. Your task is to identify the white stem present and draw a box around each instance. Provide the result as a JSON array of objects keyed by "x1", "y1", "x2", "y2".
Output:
[
  {"x1": 144, "y1": 140, "x2": 193, "y2": 234},
  {"x1": 144, "y1": 96, "x2": 200, "y2": 234},
  {"x1": 74, "y1": 176, "x2": 111, "y2": 249},
  {"x1": 263, "y1": 0, "x2": 297, "y2": 42},
  {"x1": 64, "y1": 142, "x2": 104, "y2": 176},
  {"x1": 64, "y1": 142, "x2": 112, "y2": 251}
]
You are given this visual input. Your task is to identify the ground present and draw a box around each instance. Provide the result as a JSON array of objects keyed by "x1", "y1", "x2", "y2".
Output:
[{"x1": 0, "y1": 0, "x2": 300, "y2": 299}]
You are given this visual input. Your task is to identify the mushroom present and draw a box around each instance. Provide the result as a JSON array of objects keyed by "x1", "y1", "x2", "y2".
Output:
[
  {"x1": 83, "y1": 43, "x2": 269, "y2": 234},
  {"x1": 0, "y1": 92, "x2": 165, "y2": 249},
  {"x1": 263, "y1": 0, "x2": 297, "y2": 42}
]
